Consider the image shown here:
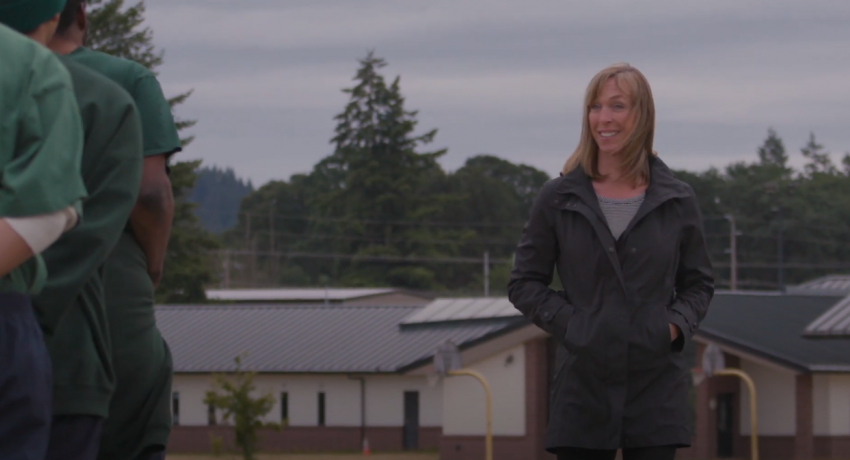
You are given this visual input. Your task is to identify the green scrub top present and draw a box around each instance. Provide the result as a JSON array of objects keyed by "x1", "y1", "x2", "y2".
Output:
[
  {"x1": 67, "y1": 46, "x2": 181, "y2": 459},
  {"x1": 33, "y1": 57, "x2": 144, "y2": 419},
  {"x1": 0, "y1": 24, "x2": 87, "y2": 295},
  {"x1": 67, "y1": 47, "x2": 182, "y2": 158}
]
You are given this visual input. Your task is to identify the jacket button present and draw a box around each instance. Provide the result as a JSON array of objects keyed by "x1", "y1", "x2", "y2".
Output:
[
  {"x1": 608, "y1": 247, "x2": 614, "y2": 252},
  {"x1": 630, "y1": 248, "x2": 636, "y2": 253},
  {"x1": 554, "y1": 199, "x2": 559, "y2": 204}
]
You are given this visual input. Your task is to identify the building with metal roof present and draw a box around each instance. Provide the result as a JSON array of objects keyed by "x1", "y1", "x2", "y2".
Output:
[
  {"x1": 203, "y1": 287, "x2": 431, "y2": 305},
  {"x1": 802, "y1": 295, "x2": 850, "y2": 339},
  {"x1": 786, "y1": 274, "x2": 850, "y2": 296},
  {"x1": 157, "y1": 303, "x2": 524, "y2": 374},
  {"x1": 160, "y1": 291, "x2": 850, "y2": 459},
  {"x1": 160, "y1": 298, "x2": 550, "y2": 458},
  {"x1": 689, "y1": 291, "x2": 850, "y2": 460}
]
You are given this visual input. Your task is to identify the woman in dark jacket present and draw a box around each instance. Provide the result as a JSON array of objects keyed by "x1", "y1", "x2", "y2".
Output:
[{"x1": 507, "y1": 63, "x2": 714, "y2": 460}]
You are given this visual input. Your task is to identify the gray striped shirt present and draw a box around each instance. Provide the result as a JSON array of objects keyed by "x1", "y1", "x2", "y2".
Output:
[{"x1": 597, "y1": 193, "x2": 645, "y2": 239}]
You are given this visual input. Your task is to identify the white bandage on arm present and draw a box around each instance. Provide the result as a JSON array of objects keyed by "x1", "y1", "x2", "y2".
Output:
[{"x1": 2, "y1": 205, "x2": 78, "y2": 255}]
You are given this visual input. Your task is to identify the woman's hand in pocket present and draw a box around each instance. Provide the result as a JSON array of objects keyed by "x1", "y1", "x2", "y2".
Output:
[{"x1": 669, "y1": 323, "x2": 681, "y2": 342}]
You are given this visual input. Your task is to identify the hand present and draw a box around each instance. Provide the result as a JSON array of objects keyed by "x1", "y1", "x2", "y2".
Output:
[{"x1": 669, "y1": 323, "x2": 681, "y2": 342}]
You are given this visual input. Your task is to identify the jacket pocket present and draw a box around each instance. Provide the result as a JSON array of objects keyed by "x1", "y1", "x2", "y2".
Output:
[
  {"x1": 563, "y1": 305, "x2": 604, "y2": 354},
  {"x1": 657, "y1": 306, "x2": 674, "y2": 355},
  {"x1": 562, "y1": 307, "x2": 584, "y2": 354}
]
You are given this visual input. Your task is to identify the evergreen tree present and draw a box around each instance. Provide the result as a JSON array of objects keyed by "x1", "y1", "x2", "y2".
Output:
[
  {"x1": 800, "y1": 132, "x2": 837, "y2": 176},
  {"x1": 310, "y1": 51, "x2": 448, "y2": 288},
  {"x1": 757, "y1": 128, "x2": 789, "y2": 170},
  {"x1": 192, "y1": 166, "x2": 254, "y2": 234},
  {"x1": 85, "y1": 0, "x2": 218, "y2": 302}
]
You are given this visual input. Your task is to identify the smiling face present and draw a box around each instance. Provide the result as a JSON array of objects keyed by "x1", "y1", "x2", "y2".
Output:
[{"x1": 588, "y1": 78, "x2": 636, "y2": 158}]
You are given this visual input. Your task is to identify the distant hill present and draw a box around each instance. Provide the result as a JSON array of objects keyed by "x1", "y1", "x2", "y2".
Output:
[{"x1": 190, "y1": 166, "x2": 254, "y2": 233}]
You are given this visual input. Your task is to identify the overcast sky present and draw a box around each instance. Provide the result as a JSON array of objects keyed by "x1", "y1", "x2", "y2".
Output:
[{"x1": 144, "y1": 0, "x2": 850, "y2": 187}]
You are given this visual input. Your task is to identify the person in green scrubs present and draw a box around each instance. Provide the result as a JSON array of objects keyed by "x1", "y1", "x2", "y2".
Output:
[
  {"x1": 0, "y1": 0, "x2": 87, "y2": 457},
  {"x1": 51, "y1": 2, "x2": 180, "y2": 459},
  {"x1": 33, "y1": 5, "x2": 145, "y2": 458}
]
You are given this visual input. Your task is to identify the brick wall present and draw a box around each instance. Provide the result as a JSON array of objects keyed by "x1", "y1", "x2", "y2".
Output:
[
  {"x1": 815, "y1": 436, "x2": 850, "y2": 459},
  {"x1": 168, "y1": 425, "x2": 441, "y2": 453}
]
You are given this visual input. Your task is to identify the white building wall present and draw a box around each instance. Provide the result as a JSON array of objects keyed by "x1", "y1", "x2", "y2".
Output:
[
  {"x1": 171, "y1": 374, "x2": 215, "y2": 426},
  {"x1": 825, "y1": 375, "x2": 850, "y2": 436},
  {"x1": 442, "y1": 344, "x2": 526, "y2": 436},
  {"x1": 814, "y1": 375, "x2": 831, "y2": 436},
  {"x1": 739, "y1": 360, "x2": 796, "y2": 436},
  {"x1": 365, "y1": 375, "x2": 442, "y2": 427},
  {"x1": 172, "y1": 373, "x2": 442, "y2": 428}
]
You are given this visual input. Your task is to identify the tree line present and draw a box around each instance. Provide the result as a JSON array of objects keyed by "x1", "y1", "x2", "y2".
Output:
[
  {"x1": 96, "y1": 0, "x2": 850, "y2": 300},
  {"x1": 204, "y1": 52, "x2": 850, "y2": 296}
]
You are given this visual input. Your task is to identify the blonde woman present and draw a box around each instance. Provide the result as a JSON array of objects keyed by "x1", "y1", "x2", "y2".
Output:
[{"x1": 508, "y1": 63, "x2": 714, "y2": 460}]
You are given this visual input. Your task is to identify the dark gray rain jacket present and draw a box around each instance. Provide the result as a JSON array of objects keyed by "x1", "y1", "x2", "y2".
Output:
[{"x1": 508, "y1": 156, "x2": 714, "y2": 451}]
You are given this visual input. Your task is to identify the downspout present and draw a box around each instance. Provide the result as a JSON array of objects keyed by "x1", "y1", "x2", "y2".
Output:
[{"x1": 347, "y1": 375, "x2": 366, "y2": 448}]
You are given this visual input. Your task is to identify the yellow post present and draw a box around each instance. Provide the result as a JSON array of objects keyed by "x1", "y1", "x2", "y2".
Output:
[
  {"x1": 715, "y1": 368, "x2": 758, "y2": 460},
  {"x1": 448, "y1": 369, "x2": 493, "y2": 460}
]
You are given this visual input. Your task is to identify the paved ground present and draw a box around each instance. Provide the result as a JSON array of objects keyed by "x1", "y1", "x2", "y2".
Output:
[{"x1": 167, "y1": 454, "x2": 439, "y2": 460}]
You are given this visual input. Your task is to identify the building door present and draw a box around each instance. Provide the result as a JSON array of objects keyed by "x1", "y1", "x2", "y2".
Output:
[
  {"x1": 716, "y1": 393, "x2": 734, "y2": 458},
  {"x1": 403, "y1": 391, "x2": 420, "y2": 450}
]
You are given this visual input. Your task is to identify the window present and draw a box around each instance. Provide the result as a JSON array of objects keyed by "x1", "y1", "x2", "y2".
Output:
[
  {"x1": 208, "y1": 403, "x2": 217, "y2": 426},
  {"x1": 318, "y1": 392, "x2": 326, "y2": 426},
  {"x1": 281, "y1": 392, "x2": 289, "y2": 425},
  {"x1": 172, "y1": 392, "x2": 180, "y2": 426}
]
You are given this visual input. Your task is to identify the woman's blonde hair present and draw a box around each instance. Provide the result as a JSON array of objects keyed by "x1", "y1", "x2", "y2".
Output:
[{"x1": 562, "y1": 63, "x2": 656, "y2": 186}]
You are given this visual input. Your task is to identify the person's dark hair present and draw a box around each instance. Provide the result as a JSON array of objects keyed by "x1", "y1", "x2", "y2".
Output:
[{"x1": 56, "y1": 0, "x2": 84, "y2": 35}]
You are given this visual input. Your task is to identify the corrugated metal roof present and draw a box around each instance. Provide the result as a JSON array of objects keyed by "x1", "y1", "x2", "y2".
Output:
[
  {"x1": 401, "y1": 297, "x2": 519, "y2": 325},
  {"x1": 155, "y1": 304, "x2": 524, "y2": 373},
  {"x1": 205, "y1": 288, "x2": 398, "y2": 302},
  {"x1": 803, "y1": 295, "x2": 850, "y2": 337},
  {"x1": 787, "y1": 275, "x2": 850, "y2": 295},
  {"x1": 699, "y1": 292, "x2": 850, "y2": 371}
]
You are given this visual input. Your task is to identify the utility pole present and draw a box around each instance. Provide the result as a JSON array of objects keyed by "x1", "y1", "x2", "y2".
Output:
[
  {"x1": 725, "y1": 214, "x2": 738, "y2": 291},
  {"x1": 269, "y1": 199, "x2": 276, "y2": 285},
  {"x1": 222, "y1": 250, "x2": 231, "y2": 288},
  {"x1": 483, "y1": 251, "x2": 490, "y2": 297},
  {"x1": 245, "y1": 212, "x2": 251, "y2": 244},
  {"x1": 245, "y1": 213, "x2": 253, "y2": 287},
  {"x1": 777, "y1": 206, "x2": 784, "y2": 293}
]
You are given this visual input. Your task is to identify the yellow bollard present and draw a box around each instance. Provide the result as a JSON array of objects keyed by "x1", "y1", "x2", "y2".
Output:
[
  {"x1": 715, "y1": 369, "x2": 758, "y2": 460},
  {"x1": 448, "y1": 369, "x2": 493, "y2": 460}
]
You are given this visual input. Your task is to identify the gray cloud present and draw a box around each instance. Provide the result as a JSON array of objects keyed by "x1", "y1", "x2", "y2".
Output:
[{"x1": 145, "y1": 0, "x2": 850, "y2": 185}]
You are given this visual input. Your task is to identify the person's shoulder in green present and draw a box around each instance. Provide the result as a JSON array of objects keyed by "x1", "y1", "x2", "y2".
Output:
[
  {"x1": 34, "y1": 55, "x2": 143, "y2": 334},
  {"x1": 0, "y1": 23, "x2": 84, "y2": 217},
  {"x1": 68, "y1": 46, "x2": 182, "y2": 157},
  {"x1": 0, "y1": 23, "x2": 86, "y2": 294}
]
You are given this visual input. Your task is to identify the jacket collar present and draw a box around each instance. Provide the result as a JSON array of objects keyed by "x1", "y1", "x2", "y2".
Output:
[{"x1": 554, "y1": 154, "x2": 689, "y2": 206}]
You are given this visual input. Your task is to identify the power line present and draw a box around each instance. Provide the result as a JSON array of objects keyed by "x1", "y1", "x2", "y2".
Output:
[
  {"x1": 214, "y1": 249, "x2": 850, "y2": 270},
  {"x1": 213, "y1": 249, "x2": 513, "y2": 265},
  {"x1": 712, "y1": 261, "x2": 850, "y2": 270},
  {"x1": 239, "y1": 212, "x2": 526, "y2": 229},
  {"x1": 235, "y1": 229, "x2": 519, "y2": 246}
]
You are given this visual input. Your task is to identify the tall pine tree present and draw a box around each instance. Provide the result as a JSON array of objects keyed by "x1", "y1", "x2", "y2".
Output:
[
  {"x1": 310, "y1": 51, "x2": 447, "y2": 288},
  {"x1": 86, "y1": 0, "x2": 218, "y2": 302},
  {"x1": 757, "y1": 128, "x2": 789, "y2": 169},
  {"x1": 801, "y1": 132, "x2": 837, "y2": 176}
]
